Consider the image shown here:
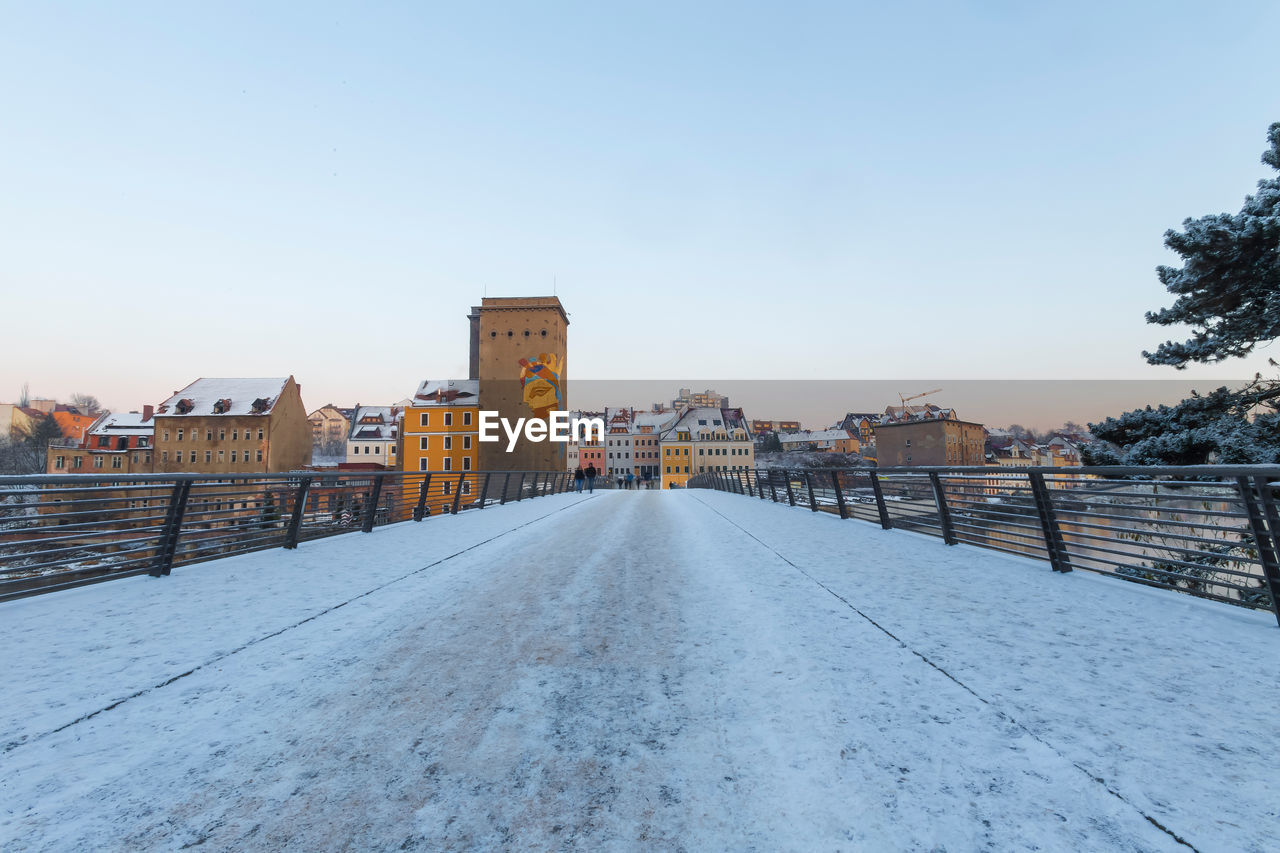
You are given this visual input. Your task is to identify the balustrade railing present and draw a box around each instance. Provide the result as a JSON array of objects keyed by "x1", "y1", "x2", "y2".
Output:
[
  {"x1": 689, "y1": 465, "x2": 1280, "y2": 625},
  {"x1": 0, "y1": 469, "x2": 574, "y2": 602}
]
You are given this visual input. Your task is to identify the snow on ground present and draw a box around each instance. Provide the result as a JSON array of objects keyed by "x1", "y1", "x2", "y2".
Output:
[{"x1": 1, "y1": 490, "x2": 1277, "y2": 851}]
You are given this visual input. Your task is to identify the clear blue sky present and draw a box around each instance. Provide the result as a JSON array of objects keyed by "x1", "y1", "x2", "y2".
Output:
[{"x1": 3, "y1": 1, "x2": 1278, "y2": 413}]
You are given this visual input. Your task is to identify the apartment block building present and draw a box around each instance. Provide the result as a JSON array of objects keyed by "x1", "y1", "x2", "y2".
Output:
[
  {"x1": 152, "y1": 377, "x2": 312, "y2": 474},
  {"x1": 308, "y1": 404, "x2": 352, "y2": 448},
  {"x1": 346, "y1": 406, "x2": 400, "y2": 468},
  {"x1": 47, "y1": 409, "x2": 156, "y2": 475},
  {"x1": 875, "y1": 414, "x2": 985, "y2": 467}
]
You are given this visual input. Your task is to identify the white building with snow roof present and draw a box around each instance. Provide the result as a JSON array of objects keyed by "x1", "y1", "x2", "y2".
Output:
[{"x1": 346, "y1": 406, "x2": 401, "y2": 468}]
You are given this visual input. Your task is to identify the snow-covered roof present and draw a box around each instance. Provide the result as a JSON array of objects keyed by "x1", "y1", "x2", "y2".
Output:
[
  {"x1": 665, "y1": 407, "x2": 751, "y2": 439},
  {"x1": 90, "y1": 412, "x2": 154, "y2": 437},
  {"x1": 633, "y1": 411, "x2": 678, "y2": 431},
  {"x1": 156, "y1": 378, "x2": 290, "y2": 418},
  {"x1": 412, "y1": 379, "x2": 479, "y2": 407},
  {"x1": 779, "y1": 429, "x2": 855, "y2": 444},
  {"x1": 348, "y1": 406, "x2": 399, "y2": 442}
]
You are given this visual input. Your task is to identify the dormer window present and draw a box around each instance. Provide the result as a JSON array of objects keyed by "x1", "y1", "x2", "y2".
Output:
[
  {"x1": 212, "y1": 398, "x2": 232, "y2": 414},
  {"x1": 175, "y1": 399, "x2": 194, "y2": 415},
  {"x1": 250, "y1": 397, "x2": 271, "y2": 414}
]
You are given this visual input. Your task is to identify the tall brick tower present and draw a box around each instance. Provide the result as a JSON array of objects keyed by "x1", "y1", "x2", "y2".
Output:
[{"x1": 471, "y1": 296, "x2": 569, "y2": 471}]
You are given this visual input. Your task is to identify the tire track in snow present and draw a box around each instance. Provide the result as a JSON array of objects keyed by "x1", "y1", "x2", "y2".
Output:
[
  {"x1": 688, "y1": 492, "x2": 1200, "y2": 853},
  {"x1": 1, "y1": 495, "x2": 599, "y2": 758}
]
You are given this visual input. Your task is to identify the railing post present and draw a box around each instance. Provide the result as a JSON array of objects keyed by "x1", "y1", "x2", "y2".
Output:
[
  {"x1": 1238, "y1": 476, "x2": 1280, "y2": 625},
  {"x1": 151, "y1": 478, "x2": 192, "y2": 576},
  {"x1": 283, "y1": 476, "x2": 312, "y2": 549},
  {"x1": 868, "y1": 471, "x2": 892, "y2": 529},
  {"x1": 413, "y1": 473, "x2": 434, "y2": 520},
  {"x1": 757, "y1": 471, "x2": 768, "y2": 500},
  {"x1": 804, "y1": 472, "x2": 818, "y2": 512},
  {"x1": 768, "y1": 470, "x2": 779, "y2": 503},
  {"x1": 451, "y1": 472, "x2": 465, "y2": 514},
  {"x1": 831, "y1": 470, "x2": 849, "y2": 519},
  {"x1": 516, "y1": 471, "x2": 527, "y2": 500},
  {"x1": 361, "y1": 475, "x2": 385, "y2": 532},
  {"x1": 784, "y1": 471, "x2": 797, "y2": 507},
  {"x1": 1028, "y1": 471, "x2": 1072, "y2": 573},
  {"x1": 928, "y1": 472, "x2": 957, "y2": 545},
  {"x1": 477, "y1": 472, "x2": 491, "y2": 509},
  {"x1": 499, "y1": 472, "x2": 511, "y2": 505}
]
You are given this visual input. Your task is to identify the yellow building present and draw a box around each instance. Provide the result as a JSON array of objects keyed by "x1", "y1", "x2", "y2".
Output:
[
  {"x1": 660, "y1": 425, "x2": 693, "y2": 489},
  {"x1": 400, "y1": 379, "x2": 480, "y2": 513}
]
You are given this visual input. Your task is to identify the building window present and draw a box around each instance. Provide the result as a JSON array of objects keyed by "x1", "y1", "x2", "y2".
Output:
[
  {"x1": 462, "y1": 480, "x2": 471, "y2": 494},
  {"x1": 205, "y1": 451, "x2": 212, "y2": 463},
  {"x1": 177, "y1": 429, "x2": 184, "y2": 441},
  {"x1": 217, "y1": 451, "x2": 223, "y2": 461},
  {"x1": 256, "y1": 450, "x2": 263, "y2": 462},
  {"x1": 257, "y1": 428, "x2": 264, "y2": 440},
  {"x1": 206, "y1": 429, "x2": 212, "y2": 440},
  {"x1": 419, "y1": 459, "x2": 428, "y2": 471},
  {"x1": 419, "y1": 436, "x2": 429, "y2": 451},
  {"x1": 374, "y1": 446, "x2": 382, "y2": 454},
  {"x1": 73, "y1": 457, "x2": 83, "y2": 468},
  {"x1": 420, "y1": 413, "x2": 429, "y2": 427},
  {"x1": 112, "y1": 456, "x2": 122, "y2": 469},
  {"x1": 443, "y1": 458, "x2": 452, "y2": 471},
  {"x1": 94, "y1": 456, "x2": 104, "y2": 468},
  {"x1": 444, "y1": 436, "x2": 452, "y2": 451},
  {"x1": 231, "y1": 450, "x2": 238, "y2": 462},
  {"x1": 444, "y1": 412, "x2": 453, "y2": 427},
  {"x1": 463, "y1": 435, "x2": 472, "y2": 450},
  {"x1": 163, "y1": 430, "x2": 170, "y2": 441},
  {"x1": 219, "y1": 429, "x2": 226, "y2": 440},
  {"x1": 463, "y1": 411, "x2": 472, "y2": 426},
  {"x1": 463, "y1": 456, "x2": 472, "y2": 470},
  {"x1": 176, "y1": 451, "x2": 183, "y2": 463},
  {"x1": 55, "y1": 456, "x2": 65, "y2": 469},
  {"x1": 443, "y1": 481, "x2": 451, "y2": 495}
]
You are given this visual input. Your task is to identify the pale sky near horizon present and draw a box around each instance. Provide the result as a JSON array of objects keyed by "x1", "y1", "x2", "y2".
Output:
[{"x1": 3, "y1": 2, "x2": 1278, "y2": 419}]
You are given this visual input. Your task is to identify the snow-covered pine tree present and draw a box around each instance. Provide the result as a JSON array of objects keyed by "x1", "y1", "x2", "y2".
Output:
[
  {"x1": 1144, "y1": 123, "x2": 1280, "y2": 367},
  {"x1": 1086, "y1": 122, "x2": 1280, "y2": 466}
]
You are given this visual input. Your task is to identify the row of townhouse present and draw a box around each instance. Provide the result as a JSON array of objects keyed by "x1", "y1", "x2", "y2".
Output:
[{"x1": 559, "y1": 405, "x2": 756, "y2": 489}]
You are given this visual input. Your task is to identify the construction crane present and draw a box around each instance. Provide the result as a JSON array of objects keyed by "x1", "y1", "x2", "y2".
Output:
[{"x1": 898, "y1": 388, "x2": 943, "y2": 409}]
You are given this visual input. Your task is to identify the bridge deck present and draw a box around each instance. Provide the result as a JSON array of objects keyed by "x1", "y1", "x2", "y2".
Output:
[{"x1": 2, "y1": 490, "x2": 1276, "y2": 851}]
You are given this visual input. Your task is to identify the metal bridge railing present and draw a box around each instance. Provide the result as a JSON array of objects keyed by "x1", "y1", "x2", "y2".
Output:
[
  {"x1": 0, "y1": 469, "x2": 575, "y2": 602},
  {"x1": 689, "y1": 465, "x2": 1280, "y2": 626}
]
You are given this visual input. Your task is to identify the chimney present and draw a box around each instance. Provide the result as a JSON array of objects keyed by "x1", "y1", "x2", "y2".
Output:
[
  {"x1": 468, "y1": 305, "x2": 481, "y2": 380},
  {"x1": 143, "y1": 405, "x2": 154, "y2": 420}
]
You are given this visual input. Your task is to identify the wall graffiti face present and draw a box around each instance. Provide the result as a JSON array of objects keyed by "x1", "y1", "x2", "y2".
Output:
[{"x1": 518, "y1": 353, "x2": 563, "y2": 420}]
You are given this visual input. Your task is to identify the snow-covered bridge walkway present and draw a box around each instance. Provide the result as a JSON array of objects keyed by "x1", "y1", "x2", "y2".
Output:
[{"x1": 2, "y1": 490, "x2": 1277, "y2": 851}]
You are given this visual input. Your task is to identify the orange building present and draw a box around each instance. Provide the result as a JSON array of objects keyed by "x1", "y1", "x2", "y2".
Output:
[
  {"x1": 400, "y1": 380, "x2": 480, "y2": 513},
  {"x1": 51, "y1": 410, "x2": 97, "y2": 444}
]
